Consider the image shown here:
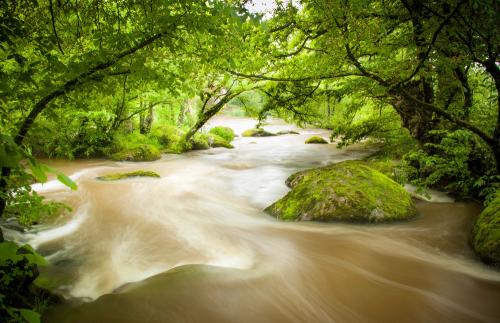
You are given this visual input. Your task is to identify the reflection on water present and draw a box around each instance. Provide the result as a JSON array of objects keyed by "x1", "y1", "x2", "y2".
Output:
[{"x1": 9, "y1": 117, "x2": 500, "y2": 322}]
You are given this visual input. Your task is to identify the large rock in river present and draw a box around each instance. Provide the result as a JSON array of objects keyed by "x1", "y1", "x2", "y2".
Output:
[
  {"x1": 265, "y1": 160, "x2": 417, "y2": 223},
  {"x1": 471, "y1": 191, "x2": 500, "y2": 267}
]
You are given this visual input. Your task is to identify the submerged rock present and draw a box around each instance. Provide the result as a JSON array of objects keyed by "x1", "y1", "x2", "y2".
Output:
[
  {"x1": 97, "y1": 170, "x2": 160, "y2": 181},
  {"x1": 472, "y1": 191, "x2": 500, "y2": 267},
  {"x1": 276, "y1": 130, "x2": 300, "y2": 135},
  {"x1": 111, "y1": 144, "x2": 161, "y2": 161},
  {"x1": 305, "y1": 136, "x2": 328, "y2": 144},
  {"x1": 265, "y1": 160, "x2": 417, "y2": 223},
  {"x1": 242, "y1": 128, "x2": 276, "y2": 137}
]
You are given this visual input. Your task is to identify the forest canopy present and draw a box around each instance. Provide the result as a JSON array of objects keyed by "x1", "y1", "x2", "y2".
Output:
[
  {"x1": 1, "y1": 0, "x2": 499, "y2": 320},
  {"x1": 0, "y1": 0, "x2": 498, "y2": 208}
]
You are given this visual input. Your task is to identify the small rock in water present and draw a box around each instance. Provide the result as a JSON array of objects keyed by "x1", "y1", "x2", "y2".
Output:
[
  {"x1": 97, "y1": 170, "x2": 160, "y2": 181},
  {"x1": 276, "y1": 130, "x2": 300, "y2": 135},
  {"x1": 305, "y1": 136, "x2": 328, "y2": 144},
  {"x1": 242, "y1": 128, "x2": 276, "y2": 137}
]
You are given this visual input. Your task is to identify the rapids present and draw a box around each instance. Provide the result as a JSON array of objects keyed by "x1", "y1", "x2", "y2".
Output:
[{"x1": 6, "y1": 117, "x2": 500, "y2": 322}]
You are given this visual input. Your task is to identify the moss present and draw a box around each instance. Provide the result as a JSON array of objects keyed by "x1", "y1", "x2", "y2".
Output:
[
  {"x1": 189, "y1": 133, "x2": 210, "y2": 150},
  {"x1": 471, "y1": 191, "x2": 500, "y2": 267},
  {"x1": 208, "y1": 133, "x2": 234, "y2": 149},
  {"x1": 276, "y1": 130, "x2": 300, "y2": 135},
  {"x1": 305, "y1": 136, "x2": 328, "y2": 144},
  {"x1": 97, "y1": 170, "x2": 160, "y2": 181},
  {"x1": 110, "y1": 144, "x2": 161, "y2": 161},
  {"x1": 241, "y1": 128, "x2": 276, "y2": 137},
  {"x1": 149, "y1": 125, "x2": 183, "y2": 148},
  {"x1": 209, "y1": 126, "x2": 235, "y2": 142},
  {"x1": 265, "y1": 160, "x2": 417, "y2": 223}
]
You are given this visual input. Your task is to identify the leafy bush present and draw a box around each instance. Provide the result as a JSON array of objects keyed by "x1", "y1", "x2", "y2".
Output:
[
  {"x1": 208, "y1": 126, "x2": 235, "y2": 142},
  {"x1": 28, "y1": 111, "x2": 114, "y2": 159},
  {"x1": 110, "y1": 144, "x2": 161, "y2": 161},
  {"x1": 0, "y1": 242, "x2": 51, "y2": 323},
  {"x1": 149, "y1": 125, "x2": 183, "y2": 149},
  {"x1": 110, "y1": 131, "x2": 161, "y2": 152},
  {"x1": 403, "y1": 130, "x2": 497, "y2": 198}
]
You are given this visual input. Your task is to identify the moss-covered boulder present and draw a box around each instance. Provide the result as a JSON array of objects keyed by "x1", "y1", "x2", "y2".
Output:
[
  {"x1": 189, "y1": 134, "x2": 210, "y2": 150},
  {"x1": 242, "y1": 128, "x2": 276, "y2": 137},
  {"x1": 97, "y1": 170, "x2": 160, "y2": 181},
  {"x1": 209, "y1": 126, "x2": 235, "y2": 142},
  {"x1": 265, "y1": 160, "x2": 417, "y2": 223},
  {"x1": 305, "y1": 136, "x2": 328, "y2": 144},
  {"x1": 208, "y1": 134, "x2": 234, "y2": 149},
  {"x1": 111, "y1": 144, "x2": 161, "y2": 161},
  {"x1": 472, "y1": 192, "x2": 500, "y2": 267}
]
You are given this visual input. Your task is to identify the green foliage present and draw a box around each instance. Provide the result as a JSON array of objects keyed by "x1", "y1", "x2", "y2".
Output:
[
  {"x1": 149, "y1": 125, "x2": 183, "y2": 148},
  {"x1": 0, "y1": 241, "x2": 49, "y2": 323},
  {"x1": 111, "y1": 144, "x2": 161, "y2": 162},
  {"x1": 403, "y1": 130, "x2": 497, "y2": 198},
  {"x1": 208, "y1": 126, "x2": 235, "y2": 142},
  {"x1": 28, "y1": 111, "x2": 115, "y2": 159},
  {"x1": 2, "y1": 168, "x2": 71, "y2": 227}
]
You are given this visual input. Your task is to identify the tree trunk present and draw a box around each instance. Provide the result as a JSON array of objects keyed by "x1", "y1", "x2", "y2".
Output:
[
  {"x1": 0, "y1": 167, "x2": 12, "y2": 219},
  {"x1": 390, "y1": 81, "x2": 438, "y2": 143},
  {"x1": 139, "y1": 103, "x2": 154, "y2": 134},
  {"x1": 484, "y1": 60, "x2": 500, "y2": 173}
]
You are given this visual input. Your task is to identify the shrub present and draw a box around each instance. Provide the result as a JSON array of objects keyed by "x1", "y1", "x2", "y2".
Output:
[{"x1": 110, "y1": 144, "x2": 161, "y2": 161}]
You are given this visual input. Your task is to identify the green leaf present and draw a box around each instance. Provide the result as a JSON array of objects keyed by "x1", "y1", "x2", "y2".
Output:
[
  {"x1": 56, "y1": 173, "x2": 77, "y2": 190},
  {"x1": 28, "y1": 160, "x2": 47, "y2": 183},
  {"x1": 0, "y1": 134, "x2": 23, "y2": 168},
  {"x1": 19, "y1": 308, "x2": 41, "y2": 323}
]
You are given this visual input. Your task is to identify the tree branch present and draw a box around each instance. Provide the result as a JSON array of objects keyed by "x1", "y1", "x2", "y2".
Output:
[{"x1": 15, "y1": 30, "x2": 173, "y2": 145}]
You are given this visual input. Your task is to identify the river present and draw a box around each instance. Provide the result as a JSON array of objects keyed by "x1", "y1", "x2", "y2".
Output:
[{"x1": 8, "y1": 117, "x2": 500, "y2": 322}]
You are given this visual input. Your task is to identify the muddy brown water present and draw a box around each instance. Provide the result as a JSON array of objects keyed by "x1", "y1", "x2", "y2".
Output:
[{"x1": 5, "y1": 117, "x2": 500, "y2": 322}]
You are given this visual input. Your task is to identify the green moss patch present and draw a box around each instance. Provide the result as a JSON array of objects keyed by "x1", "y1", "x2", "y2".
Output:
[
  {"x1": 242, "y1": 128, "x2": 276, "y2": 137},
  {"x1": 111, "y1": 144, "x2": 161, "y2": 161},
  {"x1": 472, "y1": 191, "x2": 500, "y2": 267},
  {"x1": 97, "y1": 170, "x2": 160, "y2": 181},
  {"x1": 305, "y1": 136, "x2": 328, "y2": 144},
  {"x1": 265, "y1": 160, "x2": 417, "y2": 223},
  {"x1": 208, "y1": 133, "x2": 234, "y2": 149},
  {"x1": 189, "y1": 134, "x2": 210, "y2": 150},
  {"x1": 209, "y1": 126, "x2": 235, "y2": 142}
]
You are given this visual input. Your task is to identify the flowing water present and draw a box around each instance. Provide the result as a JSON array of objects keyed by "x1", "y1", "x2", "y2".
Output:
[{"x1": 6, "y1": 117, "x2": 500, "y2": 322}]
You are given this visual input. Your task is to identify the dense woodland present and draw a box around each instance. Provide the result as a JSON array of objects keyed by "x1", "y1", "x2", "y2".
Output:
[{"x1": 0, "y1": 0, "x2": 499, "y2": 321}]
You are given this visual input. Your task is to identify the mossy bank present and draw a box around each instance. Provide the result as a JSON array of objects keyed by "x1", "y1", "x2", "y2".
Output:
[
  {"x1": 265, "y1": 160, "x2": 417, "y2": 223},
  {"x1": 471, "y1": 191, "x2": 500, "y2": 267}
]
